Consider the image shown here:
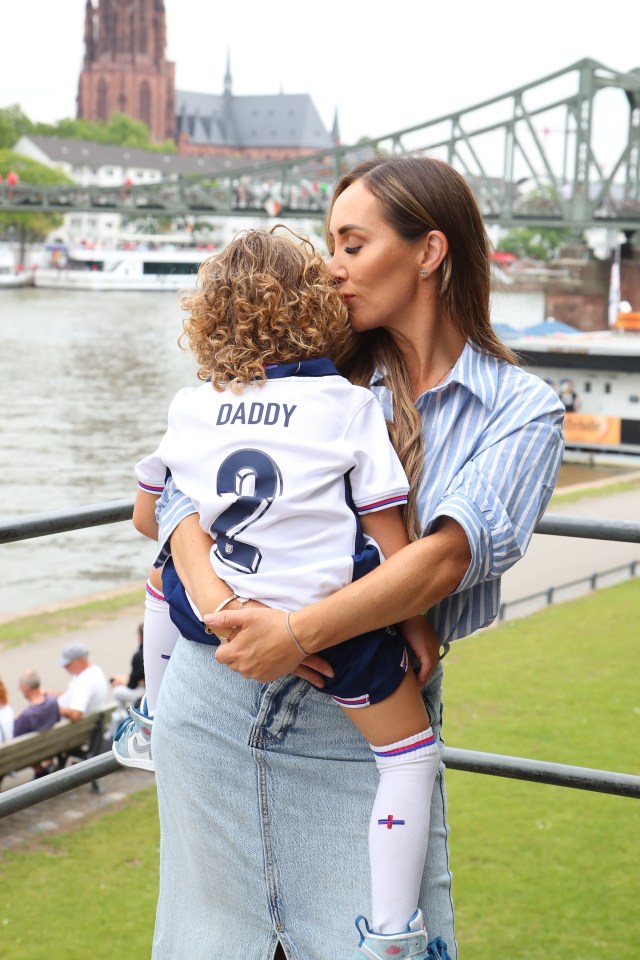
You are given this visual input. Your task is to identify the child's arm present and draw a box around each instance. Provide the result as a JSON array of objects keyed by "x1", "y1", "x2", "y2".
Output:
[
  {"x1": 361, "y1": 507, "x2": 441, "y2": 684},
  {"x1": 133, "y1": 490, "x2": 160, "y2": 540},
  {"x1": 133, "y1": 489, "x2": 246, "y2": 622}
]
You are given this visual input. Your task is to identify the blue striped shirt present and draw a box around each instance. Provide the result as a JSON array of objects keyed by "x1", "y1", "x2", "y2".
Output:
[{"x1": 155, "y1": 342, "x2": 565, "y2": 648}]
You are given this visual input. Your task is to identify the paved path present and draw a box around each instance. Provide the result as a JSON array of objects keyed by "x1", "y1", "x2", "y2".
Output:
[{"x1": 500, "y1": 486, "x2": 639, "y2": 617}]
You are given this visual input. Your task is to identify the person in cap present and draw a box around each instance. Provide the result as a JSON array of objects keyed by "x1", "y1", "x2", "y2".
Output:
[{"x1": 56, "y1": 642, "x2": 108, "y2": 722}]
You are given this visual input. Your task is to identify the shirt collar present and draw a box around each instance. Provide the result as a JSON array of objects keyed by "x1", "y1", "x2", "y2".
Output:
[
  {"x1": 374, "y1": 341, "x2": 499, "y2": 411},
  {"x1": 264, "y1": 358, "x2": 339, "y2": 380},
  {"x1": 447, "y1": 341, "x2": 499, "y2": 409}
]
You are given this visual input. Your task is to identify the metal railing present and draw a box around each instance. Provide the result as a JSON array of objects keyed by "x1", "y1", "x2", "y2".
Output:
[
  {"x1": 1, "y1": 500, "x2": 640, "y2": 819},
  {"x1": 498, "y1": 558, "x2": 639, "y2": 620}
]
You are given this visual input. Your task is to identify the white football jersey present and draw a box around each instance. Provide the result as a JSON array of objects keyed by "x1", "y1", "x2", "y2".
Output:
[{"x1": 136, "y1": 359, "x2": 409, "y2": 610}]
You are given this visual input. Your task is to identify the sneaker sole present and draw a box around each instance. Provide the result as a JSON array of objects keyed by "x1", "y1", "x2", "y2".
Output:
[{"x1": 111, "y1": 741, "x2": 155, "y2": 772}]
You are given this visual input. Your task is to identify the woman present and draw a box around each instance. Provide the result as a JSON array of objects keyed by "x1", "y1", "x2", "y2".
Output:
[
  {"x1": 150, "y1": 156, "x2": 565, "y2": 960},
  {"x1": 0, "y1": 678, "x2": 14, "y2": 743}
]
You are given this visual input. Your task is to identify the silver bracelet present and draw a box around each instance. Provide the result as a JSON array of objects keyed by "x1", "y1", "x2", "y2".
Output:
[
  {"x1": 215, "y1": 593, "x2": 238, "y2": 613},
  {"x1": 285, "y1": 611, "x2": 308, "y2": 657},
  {"x1": 204, "y1": 594, "x2": 251, "y2": 636}
]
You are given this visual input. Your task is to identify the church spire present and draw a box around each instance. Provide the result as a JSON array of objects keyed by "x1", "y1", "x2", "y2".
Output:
[
  {"x1": 331, "y1": 107, "x2": 341, "y2": 145},
  {"x1": 224, "y1": 49, "x2": 232, "y2": 97}
]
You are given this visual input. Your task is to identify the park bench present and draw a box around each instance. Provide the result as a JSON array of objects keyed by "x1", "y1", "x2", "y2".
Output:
[{"x1": 0, "y1": 704, "x2": 116, "y2": 792}]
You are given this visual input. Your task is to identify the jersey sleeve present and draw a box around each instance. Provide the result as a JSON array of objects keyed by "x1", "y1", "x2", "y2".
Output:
[
  {"x1": 135, "y1": 451, "x2": 168, "y2": 495},
  {"x1": 134, "y1": 387, "x2": 190, "y2": 494},
  {"x1": 344, "y1": 396, "x2": 409, "y2": 515}
]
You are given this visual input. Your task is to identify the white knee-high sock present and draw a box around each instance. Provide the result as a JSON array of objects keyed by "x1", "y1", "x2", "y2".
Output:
[
  {"x1": 143, "y1": 580, "x2": 179, "y2": 715},
  {"x1": 368, "y1": 729, "x2": 440, "y2": 935}
]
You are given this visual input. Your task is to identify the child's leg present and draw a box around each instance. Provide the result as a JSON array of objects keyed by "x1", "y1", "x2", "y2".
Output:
[
  {"x1": 340, "y1": 669, "x2": 440, "y2": 936},
  {"x1": 143, "y1": 565, "x2": 180, "y2": 715}
]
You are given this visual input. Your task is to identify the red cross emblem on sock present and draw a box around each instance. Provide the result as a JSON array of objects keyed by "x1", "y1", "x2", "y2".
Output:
[{"x1": 378, "y1": 814, "x2": 406, "y2": 829}]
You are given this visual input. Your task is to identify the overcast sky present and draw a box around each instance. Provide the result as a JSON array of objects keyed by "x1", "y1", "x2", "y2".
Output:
[{"x1": 2, "y1": 0, "x2": 639, "y2": 148}]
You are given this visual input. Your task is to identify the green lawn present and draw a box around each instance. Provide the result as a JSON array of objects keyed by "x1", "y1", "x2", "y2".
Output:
[
  {"x1": 0, "y1": 789, "x2": 160, "y2": 959},
  {"x1": 443, "y1": 580, "x2": 639, "y2": 958},
  {"x1": 0, "y1": 581, "x2": 638, "y2": 959}
]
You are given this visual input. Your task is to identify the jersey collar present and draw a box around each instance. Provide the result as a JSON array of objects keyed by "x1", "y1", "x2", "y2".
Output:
[{"x1": 264, "y1": 358, "x2": 339, "y2": 379}]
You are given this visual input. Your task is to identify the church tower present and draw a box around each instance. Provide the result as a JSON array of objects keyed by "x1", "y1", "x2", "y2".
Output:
[{"x1": 77, "y1": 0, "x2": 176, "y2": 142}]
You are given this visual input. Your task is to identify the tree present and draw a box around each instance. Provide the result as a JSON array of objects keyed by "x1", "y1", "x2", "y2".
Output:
[
  {"x1": 0, "y1": 105, "x2": 34, "y2": 149},
  {"x1": 46, "y1": 113, "x2": 176, "y2": 151},
  {"x1": 497, "y1": 227, "x2": 573, "y2": 261},
  {"x1": 0, "y1": 150, "x2": 73, "y2": 262},
  {"x1": 0, "y1": 105, "x2": 177, "y2": 153}
]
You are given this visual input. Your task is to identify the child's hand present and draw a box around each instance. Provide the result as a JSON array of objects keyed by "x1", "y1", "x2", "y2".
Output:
[{"x1": 400, "y1": 615, "x2": 440, "y2": 686}]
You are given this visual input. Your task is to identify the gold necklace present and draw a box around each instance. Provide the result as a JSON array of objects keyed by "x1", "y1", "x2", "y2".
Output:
[{"x1": 431, "y1": 363, "x2": 455, "y2": 390}]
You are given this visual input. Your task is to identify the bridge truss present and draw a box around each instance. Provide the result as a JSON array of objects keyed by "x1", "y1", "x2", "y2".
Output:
[{"x1": 1, "y1": 59, "x2": 639, "y2": 233}]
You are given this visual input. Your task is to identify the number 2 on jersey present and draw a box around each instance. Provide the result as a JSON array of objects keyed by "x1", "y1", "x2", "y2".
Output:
[{"x1": 211, "y1": 448, "x2": 283, "y2": 574}]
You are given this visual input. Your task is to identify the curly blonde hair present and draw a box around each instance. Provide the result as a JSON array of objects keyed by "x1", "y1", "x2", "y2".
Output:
[{"x1": 180, "y1": 227, "x2": 354, "y2": 391}]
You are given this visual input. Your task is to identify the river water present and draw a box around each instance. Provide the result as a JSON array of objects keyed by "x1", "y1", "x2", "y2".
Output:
[
  {"x1": 1, "y1": 287, "x2": 196, "y2": 617},
  {"x1": 0, "y1": 287, "x2": 634, "y2": 619}
]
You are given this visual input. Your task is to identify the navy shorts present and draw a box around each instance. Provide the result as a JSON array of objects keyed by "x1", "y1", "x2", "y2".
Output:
[{"x1": 162, "y1": 559, "x2": 408, "y2": 708}]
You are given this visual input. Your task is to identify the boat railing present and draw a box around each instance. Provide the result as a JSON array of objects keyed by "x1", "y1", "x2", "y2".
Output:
[{"x1": 1, "y1": 501, "x2": 639, "y2": 818}]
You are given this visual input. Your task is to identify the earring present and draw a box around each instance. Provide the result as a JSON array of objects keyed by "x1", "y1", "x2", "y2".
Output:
[{"x1": 420, "y1": 269, "x2": 429, "y2": 278}]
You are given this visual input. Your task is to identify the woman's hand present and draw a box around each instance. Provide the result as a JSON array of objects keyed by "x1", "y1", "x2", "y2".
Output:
[
  {"x1": 205, "y1": 606, "x2": 335, "y2": 686},
  {"x1": 400, "y1": 615, "x2": 441, "y2": 686}
]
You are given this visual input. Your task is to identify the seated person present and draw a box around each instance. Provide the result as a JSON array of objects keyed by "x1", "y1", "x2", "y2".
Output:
[
  {"x1": 54, "y1": 643, "x2": 108, "y2": 721},
  {"x1": 111, "y1": 622, "x2": 146, "y2": 718},
  {"x1": 0, "y1": 678, "x2": 14, "y2": 743},
  {"x1": 14, "y1": 669, "x2": 60, "y2": 736}
]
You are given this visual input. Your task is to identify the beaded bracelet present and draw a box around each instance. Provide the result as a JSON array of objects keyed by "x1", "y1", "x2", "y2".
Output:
[{"x1": 284, "y1": 611, "x2": 309, "y2": 657}]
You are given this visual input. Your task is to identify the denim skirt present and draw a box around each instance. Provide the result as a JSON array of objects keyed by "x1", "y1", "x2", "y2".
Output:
[{"x1": 152, "y1": 635, "x2": 456, "y2": 960}]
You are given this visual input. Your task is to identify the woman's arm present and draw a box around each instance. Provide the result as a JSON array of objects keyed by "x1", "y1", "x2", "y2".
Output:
[
  {"x1": 210, "y1": 516, "x2": 470, "y2": 682},
  {"x1": 168, "y1": 513, "x2": 237, "y2": 616}
]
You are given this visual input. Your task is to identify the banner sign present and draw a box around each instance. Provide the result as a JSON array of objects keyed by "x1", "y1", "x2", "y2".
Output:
[{"x1": 563, "y1": 413, "x2": 622, "y2": 446}]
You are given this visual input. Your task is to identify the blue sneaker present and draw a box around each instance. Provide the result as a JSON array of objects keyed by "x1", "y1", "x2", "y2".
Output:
[
  {"x1": 111, "y1": 695, "x2": 154, "y2": 772},
  {"x1": 351, "y1": 910, "x2": 452, "y2": 960},
  {"x1": 425, "y1": 937, "x2": 451, "y2": 959}
]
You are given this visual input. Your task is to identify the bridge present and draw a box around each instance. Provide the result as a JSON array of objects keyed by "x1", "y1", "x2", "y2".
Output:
[{"x1": 2, "y1": 58, "x2": 640, "y2": 232}]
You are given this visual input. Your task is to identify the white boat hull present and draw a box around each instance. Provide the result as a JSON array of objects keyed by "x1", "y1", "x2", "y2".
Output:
[
  {"x1": 0, "y1": 270, "x2": 35, "y2": 288},
  {"x1": 35, "y1": 241, "x2": 207, "y2": 292},
  {"x1": 33, "y1": 268, "x2": 196, "y2": 292}
]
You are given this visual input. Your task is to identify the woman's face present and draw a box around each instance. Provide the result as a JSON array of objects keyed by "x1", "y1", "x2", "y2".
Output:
[{"x1": 327, "y1": 180, "x2": 424, "y2": 334}]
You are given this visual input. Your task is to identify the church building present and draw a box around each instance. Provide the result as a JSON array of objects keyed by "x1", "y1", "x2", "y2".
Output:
[
  {"x1": 77, "y1": 0, "x2": 176, "y2": 142},
  {"x1": 77, "y1": 0, "x2": 336, "y2": 159}
]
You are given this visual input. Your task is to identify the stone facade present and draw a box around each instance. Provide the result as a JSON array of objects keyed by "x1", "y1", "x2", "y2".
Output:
[{"x1": 77, "y1": 0, "x2": 176, "y2": 142}]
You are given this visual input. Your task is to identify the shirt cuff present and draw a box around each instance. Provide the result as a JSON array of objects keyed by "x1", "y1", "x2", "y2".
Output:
[
  {"x1": 154, "y1": 483, "x2": 198, "y2": 568},
  {"x1": 425, "y1": 493, "x2": 494, "y2": 593}
]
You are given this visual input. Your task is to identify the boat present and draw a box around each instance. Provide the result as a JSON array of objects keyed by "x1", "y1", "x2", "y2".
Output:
[
  {"x1": 503, "y1": 327, "x2": 640, "y2": 456},
  {"x1": 33, "y1": 239, "x2": 211, "y2": 292},
  {"x1": 0, "y1": 247, "x2": 35, "y2": 288},
  {"x1": 0, "y1": 266, "x2": 35, "y2": 288}
]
